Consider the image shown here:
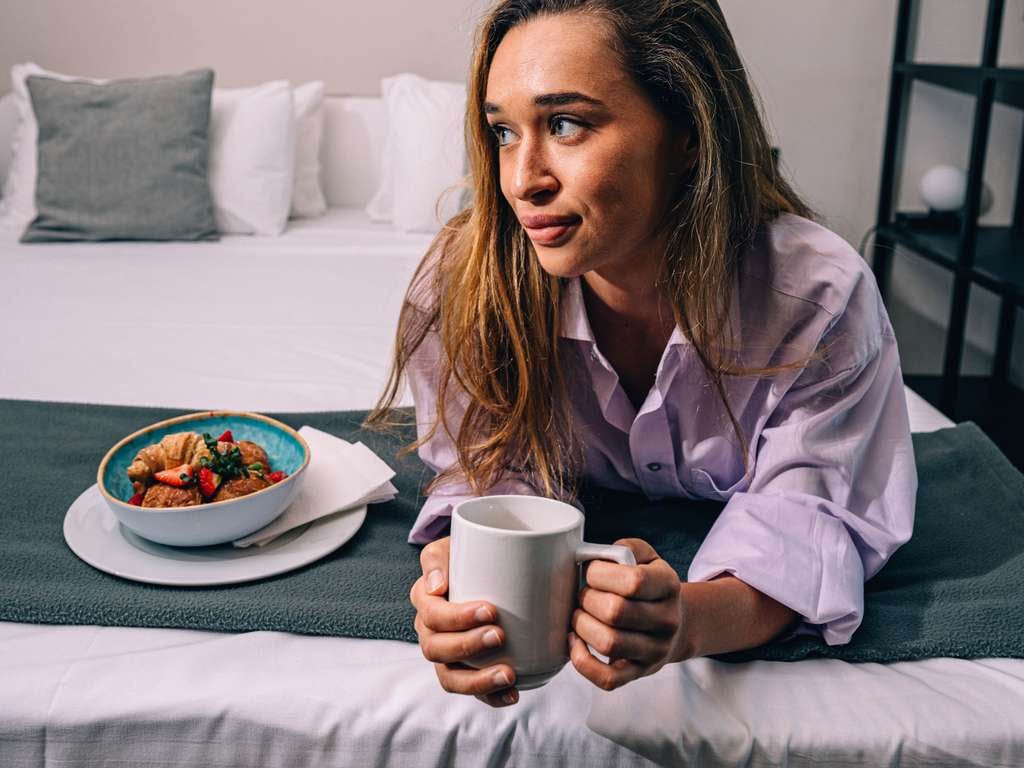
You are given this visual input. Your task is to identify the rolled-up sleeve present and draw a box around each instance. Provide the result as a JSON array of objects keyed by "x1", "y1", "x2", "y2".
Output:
[
  {"x1": 406, "y1": 330, "x2": 536, "y2": 544},
  {"x1": 686, "y1": 323, "x2": 918, "y2": 645}
]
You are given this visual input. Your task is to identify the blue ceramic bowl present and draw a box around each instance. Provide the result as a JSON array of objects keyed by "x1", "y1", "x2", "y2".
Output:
[{"x1": 97, "y1": 411, "x2": 310, "y2": 546}]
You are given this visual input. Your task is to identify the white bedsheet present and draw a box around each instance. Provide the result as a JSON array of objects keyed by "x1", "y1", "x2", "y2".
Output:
[
  {"x1": 2, "y1": 622, "x2": 1023, "y2": 768},
  {"x1": 5, "y1": 208, "x2": 1021, "y2": 768},
  {"x1": 0, "y1": 207, "x2": 433, "y2": 411}
]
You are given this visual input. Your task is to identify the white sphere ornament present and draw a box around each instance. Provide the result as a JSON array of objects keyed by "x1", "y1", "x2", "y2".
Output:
[{"x1": 919, "y1": 164, "x2": 993, "y2": 214}]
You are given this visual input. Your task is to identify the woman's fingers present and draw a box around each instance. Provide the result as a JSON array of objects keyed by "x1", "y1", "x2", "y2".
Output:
[
  {"x1": 476, "y1": 689, "x2": 520, "y2": 707},
  {"x1": 410, "y1": 577, "x2": 498, "y2": 632},
  {"x1": 410, "y1": 538, "x2": 496, "y2": 634},
  {"x1": 614, "y1": 538, "x2": 660, "y2": 565},
  {"x1": 585, "y1": 555, "x2": 679, "y2": 601},
  {"x1": 578, "y1": 586, "x2": 678, "y2": 634},
  {"x1": 413, "y1": 536, "x2": 520, "y2": 705},
  {"x1": 434, "y1": 661, "x2": 518, "y2": 698},
  {"x1": 568, "y1": 631, "x2": 646, "y2": 691},
  {"x1": 416, "y1": 616, "x2": 518, "y2": 703},
  {"x1": 416, "y1": 614, "x2": 507, "y2": 664},
  {"x1": 419, "y1": 536, "x2": 451, "y2": 595},
  {"x1": 571, "y1": 608, "x2": 669, "y2": 666}
]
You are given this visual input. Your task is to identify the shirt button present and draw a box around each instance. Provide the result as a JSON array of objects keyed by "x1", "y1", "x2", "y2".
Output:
[{"x1": 646, "y1": 462, "x2": 662, "y2": 472}]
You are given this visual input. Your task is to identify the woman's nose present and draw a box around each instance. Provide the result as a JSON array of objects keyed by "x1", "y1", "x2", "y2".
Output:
[{"x1": 510, "y1": 139, "x2": 558, "y2": 201}]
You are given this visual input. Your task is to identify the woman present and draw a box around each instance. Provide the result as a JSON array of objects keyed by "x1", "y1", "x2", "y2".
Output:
[{"x1": 366, "y1": 0, "x2": 916, "y2": 708}]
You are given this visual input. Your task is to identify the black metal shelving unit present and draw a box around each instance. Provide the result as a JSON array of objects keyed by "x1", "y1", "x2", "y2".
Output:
[{"x1": 872, "y1": 0, "x2": 1024, "y2": 468}]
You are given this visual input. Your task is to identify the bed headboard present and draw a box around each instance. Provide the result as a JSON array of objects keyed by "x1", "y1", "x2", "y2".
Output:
[{"x1": 0, "y1": 91, "x2": 387, "y2": 210}]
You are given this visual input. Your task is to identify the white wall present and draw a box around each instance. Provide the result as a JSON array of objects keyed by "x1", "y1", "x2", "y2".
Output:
[
  {"x1": 1, "y1": 0, "x2": 1021, "y2": 382},
  {"x1": 0, "y1": 0, "x2": 484, "y2": 93}
]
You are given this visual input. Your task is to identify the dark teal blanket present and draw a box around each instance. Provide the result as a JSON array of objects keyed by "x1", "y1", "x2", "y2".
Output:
[{"x1": 1, "y1": 398, "x2": 1022, "y2": 663}]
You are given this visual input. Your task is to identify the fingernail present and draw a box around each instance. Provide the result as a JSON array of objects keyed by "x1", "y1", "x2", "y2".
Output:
[
  {"x1": 474, "y1": 605, "x2": 493, "y2": 623},
  {"x1": 503, "y1": 690, "x2": 518, "y2": 705},
  {"x1": 493, "y1": 669, "x2": 512, "y2": 687},
  {"x1": 483, "y1": 629, "x2": 501, "y2": 648},
  {"x1": 426, "y1": 569, "x2": 444, "y2": 593}
]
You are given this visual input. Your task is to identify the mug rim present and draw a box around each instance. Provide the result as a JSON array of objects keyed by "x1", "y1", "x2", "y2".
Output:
[{"x1": 452, "y1": 494, "x2": 582, "y2": 537}]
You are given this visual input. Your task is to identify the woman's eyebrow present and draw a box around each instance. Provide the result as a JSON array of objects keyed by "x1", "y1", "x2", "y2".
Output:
[{"x1": 484, "y1": 91, "x2": 606, "y2": 114}]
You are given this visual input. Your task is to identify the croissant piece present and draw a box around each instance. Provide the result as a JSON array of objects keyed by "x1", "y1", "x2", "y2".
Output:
[
  {"x1": 215, "y1": 474, "x2": 272, "y2": 501},
  {"x1": 127, "y1": 431, "x2": 214, "y2": 494},
  {"x1": 141, "y1": 483, "x2": 202, "y2": 508},
  {"x1": 237, "y1": 440, "x2": 270, "y2": 470}
]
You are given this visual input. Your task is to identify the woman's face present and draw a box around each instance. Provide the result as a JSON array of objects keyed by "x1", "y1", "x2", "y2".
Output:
[{"x1": 484, "y1": 13, "x2": 690, "y2": 281}]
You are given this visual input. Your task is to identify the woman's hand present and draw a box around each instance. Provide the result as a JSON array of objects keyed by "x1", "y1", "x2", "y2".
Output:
[
  {"x1": 410, "y1": 536, "x2": 520, "y2": 707},
  {"x1": 571, "y1": 539, "x2": 802, "y2": 691},
  {"x1": 569, "y1": 538, "x2": 689, "y2": 691}
]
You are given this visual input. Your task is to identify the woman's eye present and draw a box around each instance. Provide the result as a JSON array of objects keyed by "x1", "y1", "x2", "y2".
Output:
[
  {"x1": 550, "y1": 116, "x2": 584, "y2": 139},
  {"x1": 490, "y1": 125, "x2": 513, "y2": 146}
]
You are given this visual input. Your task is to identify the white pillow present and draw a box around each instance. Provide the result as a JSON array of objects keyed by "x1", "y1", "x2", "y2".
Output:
[
  {"x1": 366, "y1": 73, "x2": 467, "y2": 233},
  {"x1": 209, "y1": 80, "x2": 295, "y2": 235},
  {"x1": 0, "y1": 64, "x2": 321, "y2": 235},
  {"x1": 290, "y1": 81, "x2": 327, "y2": 219}
]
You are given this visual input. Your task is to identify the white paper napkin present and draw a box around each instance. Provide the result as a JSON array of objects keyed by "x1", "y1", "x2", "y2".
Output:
[{"x1": 232, "y1": 425, "x2": 397, "y2": 548}]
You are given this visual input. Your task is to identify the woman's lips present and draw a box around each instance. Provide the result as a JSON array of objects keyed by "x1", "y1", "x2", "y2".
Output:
[{"x1": 523, "y1": 217, "x2": 581, "y2": 246}]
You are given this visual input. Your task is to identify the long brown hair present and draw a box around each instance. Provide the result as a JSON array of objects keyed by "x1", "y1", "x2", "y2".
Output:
[{"x1": 365, "y1": 0, "x2": 817, "y2": 504}]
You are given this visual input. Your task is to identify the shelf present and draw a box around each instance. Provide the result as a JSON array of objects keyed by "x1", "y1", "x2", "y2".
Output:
[
  {"x1": 879, "y1": 2, "x2": 1022, "y2": 447},
  {"x1": 904, "y1": 375, "x2": 1024, "y2": 471},
  {"x1": 879, "y1": 217, "x2": 1024, "y2": 303},
  {"x1": 895, "y1": 63, "x2": 1024, "y2": 109}
]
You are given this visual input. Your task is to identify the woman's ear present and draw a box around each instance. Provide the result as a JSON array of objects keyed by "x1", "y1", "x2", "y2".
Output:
[{"x1": 674, "y1": 130, "x2": 698, "y2": 174}]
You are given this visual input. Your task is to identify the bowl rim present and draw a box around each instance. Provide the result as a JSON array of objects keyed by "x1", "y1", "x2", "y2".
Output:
[{"x1": 96, "y1": 410, "x2": 311, "y2": 513}]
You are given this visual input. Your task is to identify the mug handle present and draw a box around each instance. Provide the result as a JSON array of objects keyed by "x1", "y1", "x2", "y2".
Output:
[{"x1": 575, "y1": 542, "x2": 636, "y2": 567}]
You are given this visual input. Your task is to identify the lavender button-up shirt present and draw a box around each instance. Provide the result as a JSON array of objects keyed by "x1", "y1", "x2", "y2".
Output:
[{"x1": 406, "y1": 213, "x2": 917, "y2": 645}]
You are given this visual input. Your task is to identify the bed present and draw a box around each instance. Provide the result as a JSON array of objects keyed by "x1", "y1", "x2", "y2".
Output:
[{"x1": 2, "y1": 94, "x2": 1023, "y2": 768}]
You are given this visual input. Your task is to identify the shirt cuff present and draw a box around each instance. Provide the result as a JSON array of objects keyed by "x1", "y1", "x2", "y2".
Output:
[{"x1": 686, "y1": 491, "x2": 866, "y2": 646}]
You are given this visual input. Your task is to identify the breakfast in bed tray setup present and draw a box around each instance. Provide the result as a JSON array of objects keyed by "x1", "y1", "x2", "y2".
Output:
[{"x1": 1, "y1": 64, "x2": 1023, "y2": 767}]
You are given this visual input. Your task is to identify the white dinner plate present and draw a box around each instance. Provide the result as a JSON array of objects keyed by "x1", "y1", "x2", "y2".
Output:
[{"x1": 63, "y1": 484, "x2": 367, "y2": 587}]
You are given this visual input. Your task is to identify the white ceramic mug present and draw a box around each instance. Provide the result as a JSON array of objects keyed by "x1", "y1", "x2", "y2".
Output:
[{"x1": 449, "y1": 494, "x2": 636, "y2": 690}]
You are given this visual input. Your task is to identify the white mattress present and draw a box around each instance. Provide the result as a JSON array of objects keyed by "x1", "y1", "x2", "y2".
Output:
[{"x1": 5, "y1": 208, "x2": 1021, "y2": 768}]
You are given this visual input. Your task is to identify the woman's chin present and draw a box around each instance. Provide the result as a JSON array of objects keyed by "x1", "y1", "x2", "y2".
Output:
[{"x1": 533, "y1": 248, "x2": 589, "y2": 279}]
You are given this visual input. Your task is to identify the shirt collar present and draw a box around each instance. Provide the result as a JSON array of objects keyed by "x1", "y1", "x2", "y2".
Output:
[
  {"x1": 558, "y1": 276, "x2": 595, "y2": 343},
  {"x1": 559, "y1": 276, "x2": 690, "y2": 348}
]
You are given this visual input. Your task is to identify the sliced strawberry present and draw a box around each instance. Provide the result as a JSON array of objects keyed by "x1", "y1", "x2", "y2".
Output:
[
  {"x1": 267, "y1": 470, "x2": 287, "y2": 484},
  {"x1": 128, "y1": 491, "x2": 145, "y2": 506},
  {"x1": 198, "y1": 467, "x2": 222, "y2": 498},
  {"x1": 154, "y1": 463, "x2": 194, "y2": 487},
  {"x1": 217, "y1": 429, "x2": 235, "y2": 443}
]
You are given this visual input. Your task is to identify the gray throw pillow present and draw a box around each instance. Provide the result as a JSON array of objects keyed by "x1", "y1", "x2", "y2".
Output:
[{"x1": 20, "y1": 68, "x2": 219, "y2": 243}]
